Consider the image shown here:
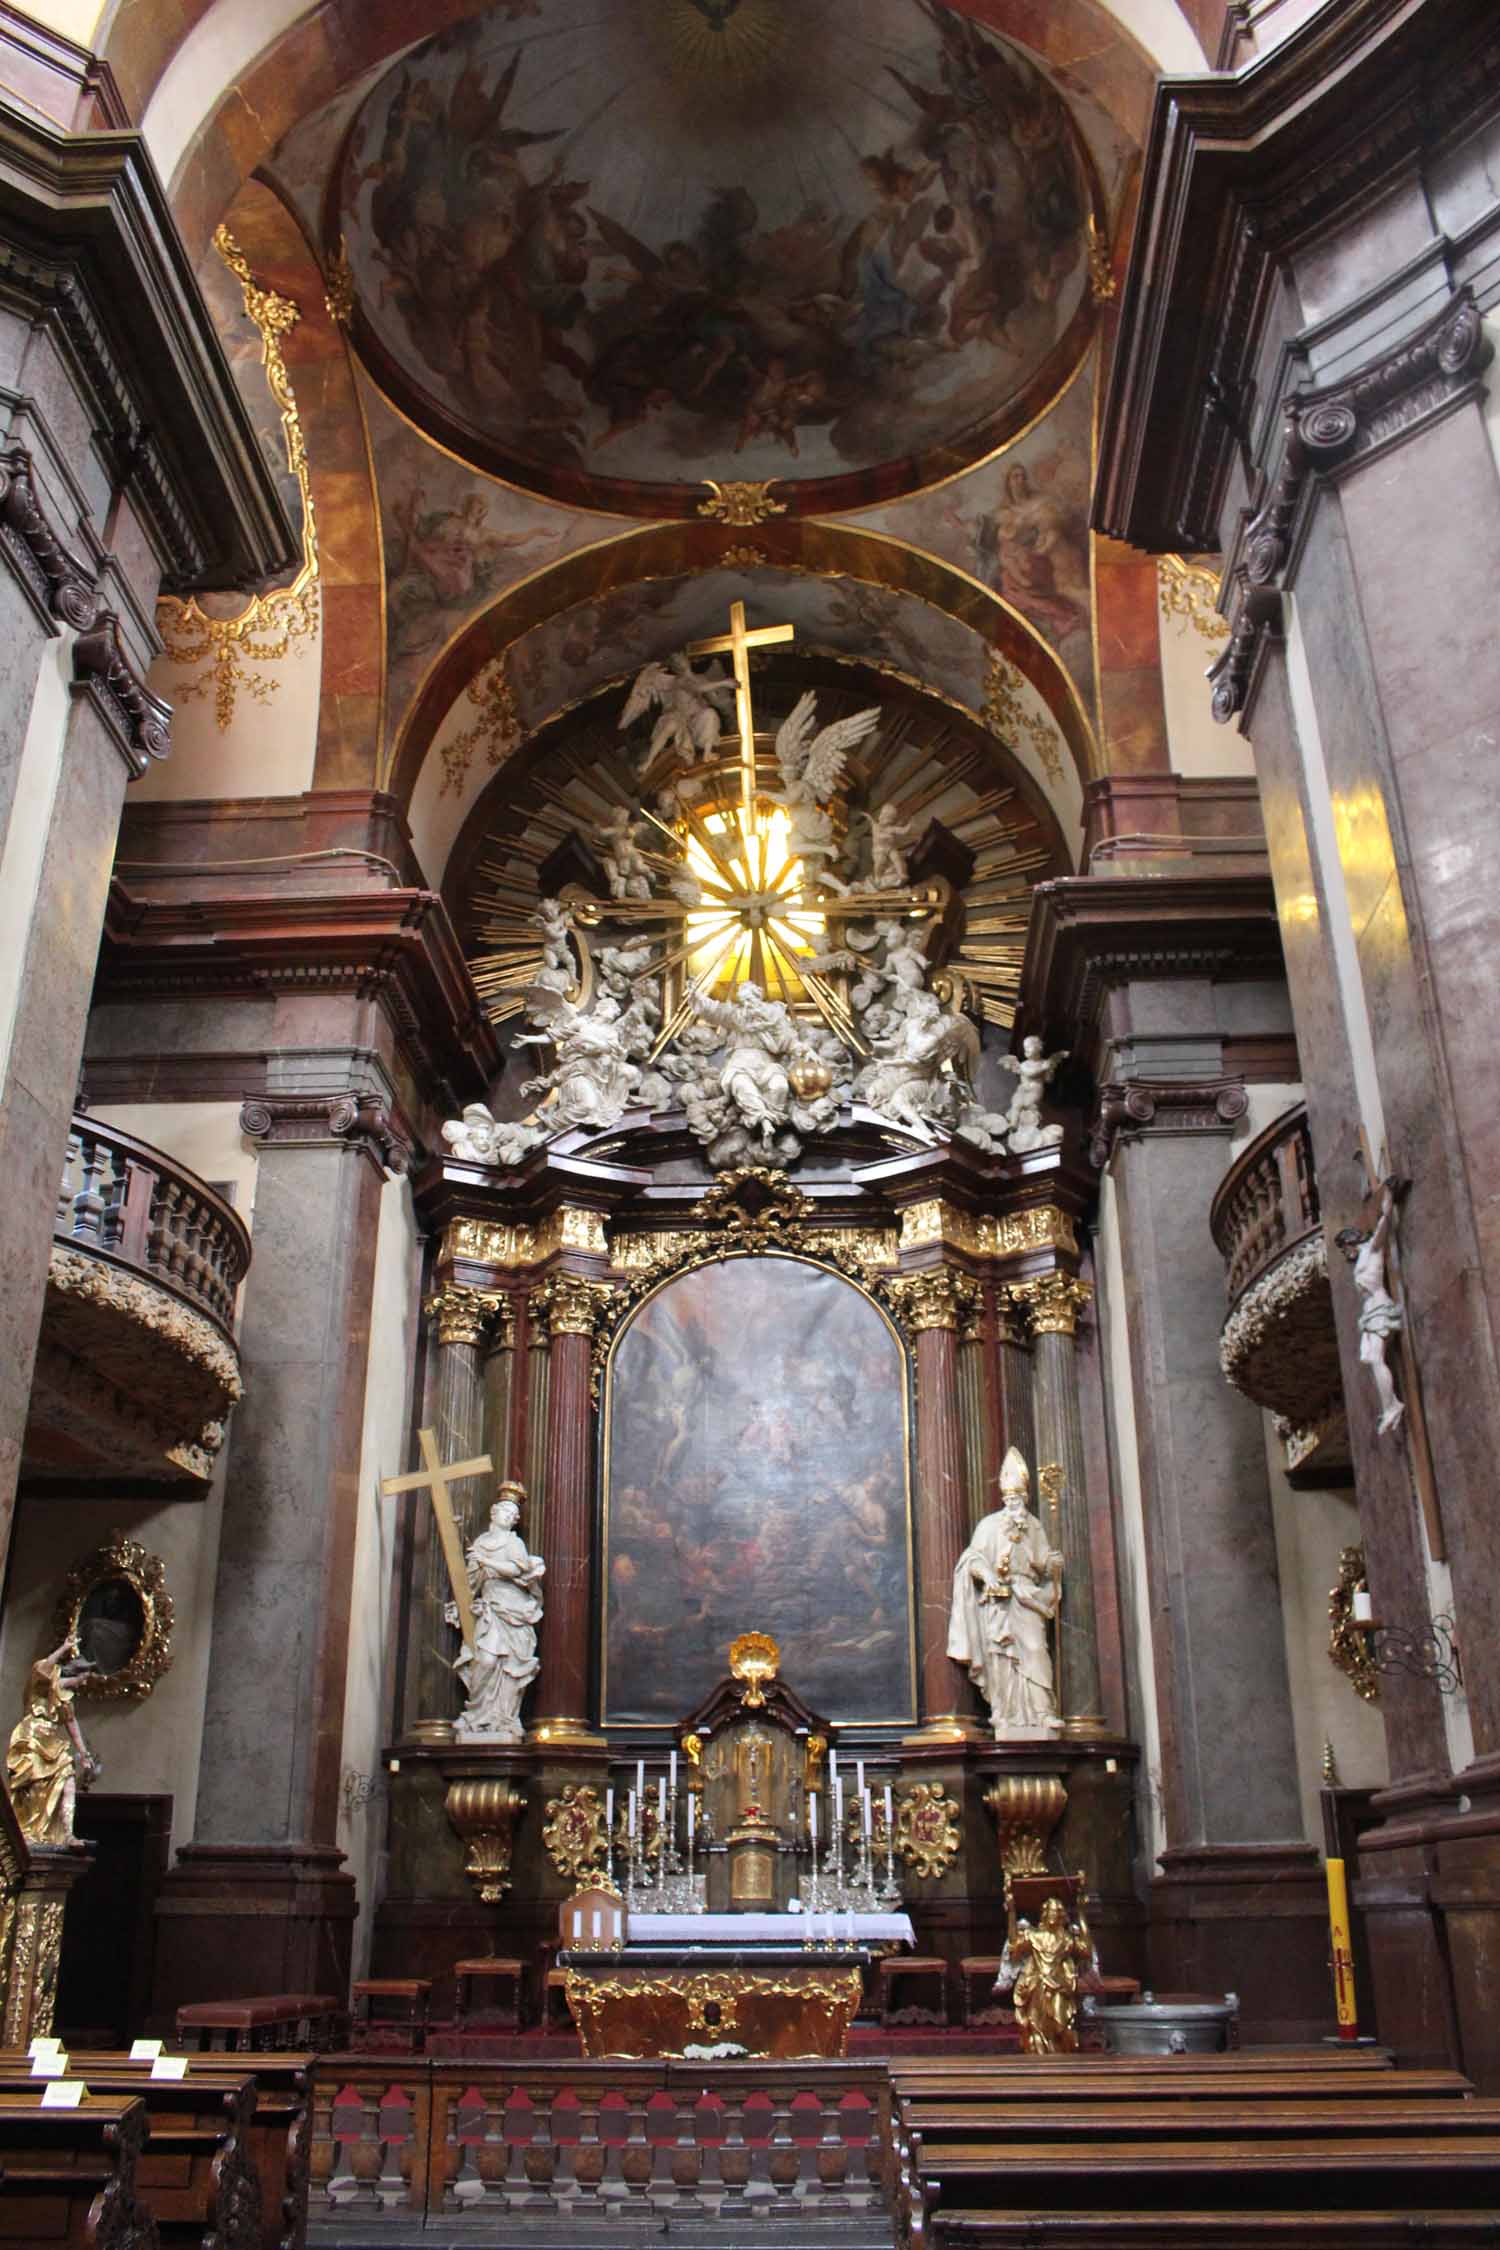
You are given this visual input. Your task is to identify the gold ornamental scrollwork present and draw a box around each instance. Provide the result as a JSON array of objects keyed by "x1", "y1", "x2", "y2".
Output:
[
  {"x1": 1329, "y1": 1545, "x2": 1379, "y2": 1704},
  {"x1": 985, "y1": 1774, "x2": 1067, "y2": 1879},
  {"x1": 1158, "y1": 554, "x2": 1230, "y2": 644},
  {"x1": 895, "y1": 1781, "x2": 962, "y2": 1880},
  {"x1": 564, "y1": 1966, "x2": 863, "y2": 2060},
  {"x1": 898, "y1": 1202, "x2": 1078, "y2": 1261},
  {"x1": 729, "y1": 1631, "x2": 781, "y2": 1709},
  {"x1": 542, "y1": 1785, "x2": 610, "y2": 1884},
  {"x1": 423, "y1": 1285, "x2": 509, "y2": 1351},
  {"x1": 529, "y1": 1274, "x2": 620, "y2": 1342},
  {"x1": 697, "y1": 478, "x2": 786, "y2": 527},
  {"x1": 155, "y1": 227, "x2": 319, "y2": 730},
  {"x1": 1008, "y1": 1274, "x2": 1094, "y2": 1337},
  {"x1": 445, "y1": 1778, "x2": 525, "y2": 1904},
  {"x1": 53, "y1": 1532, "x2": 174, "y2": 1704}
]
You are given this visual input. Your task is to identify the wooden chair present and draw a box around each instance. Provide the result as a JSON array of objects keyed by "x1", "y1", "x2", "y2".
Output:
[
  {"x1": 350, "y1": 1977, "x2": 431, "y2": 2054},
  {"x1": 880, "y1": 1953, "x2": 949, "y2": 2026},
  {"x1": 452, "y1": 1956, "x2": 524, "y2": 2032}
]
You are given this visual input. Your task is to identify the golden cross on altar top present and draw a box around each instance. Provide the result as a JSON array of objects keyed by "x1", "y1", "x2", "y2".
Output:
[
  {"x1": 687, "y1": 599, "x2": 795, "y2": 816},
  {"x1": 380, "y1": 1425, "x2": 490, "y2": 1651}
]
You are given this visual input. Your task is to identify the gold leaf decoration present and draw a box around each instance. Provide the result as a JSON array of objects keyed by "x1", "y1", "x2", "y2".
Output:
[
  {"x1": 698, "y1": 478, "x2": 787, "y2": 527},
  {"x1": 156, "y1": 227, "x2": 320, "y2": 730},
  {"x1": 983, "y1": 648, "x2": 1065, "y2": 786},
  {"x1": 895, "y1": 1780, "x2": 962, "y2": 1880},
  {"x1": 1158, "y1": 554, "x2": 1230, "y2": 643},
  {"x1": 440, "y1": 654, "x2": 521, "y2": 797}
]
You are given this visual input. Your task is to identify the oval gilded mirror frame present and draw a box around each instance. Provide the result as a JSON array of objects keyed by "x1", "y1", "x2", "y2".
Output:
[{"x1": 52, "y1": 1532, "x2": 174, "y2": 1704}]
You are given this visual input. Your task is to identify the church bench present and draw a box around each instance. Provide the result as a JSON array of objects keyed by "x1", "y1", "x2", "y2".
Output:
[
  {"x1": 25, "y1": 2054, "x2": 312, "y2": 2250},
  {"x1": 0, "y1": 2090, "x2": 157, "y2": 2247},
  {"x1": 175, "y1": 1997, "x2": 340, "y2": 2054},
  {"x1": 901, "y1": 2098, "x2": 1500, "y2": 2141},
  {"x1": 0, "y1": 2066, "x2": 259, "y2": 2250}
]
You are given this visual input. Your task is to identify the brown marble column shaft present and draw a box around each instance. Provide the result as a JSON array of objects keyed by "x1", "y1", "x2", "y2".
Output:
[
  {"x1": 1012, "y1": 1275, "x2": 1103, "y2": 1729},
  {"x1": 407, "y1": 1286, "x2": 504, "y2": 1738},
  {"x1": 531, "y1": 1274, "x2": 607, "y2": 1740},
  {"x1": 994, "y1": 1295, "x2": 1036, "y2": 1494},
  {"x1": 895, "y1": 1269, "x2": 975, "y2": 1732}
]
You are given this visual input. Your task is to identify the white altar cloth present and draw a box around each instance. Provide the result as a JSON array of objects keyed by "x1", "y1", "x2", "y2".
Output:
[{"x1": 626, "y1": 1911, "x2": 914, "y2": 1946}]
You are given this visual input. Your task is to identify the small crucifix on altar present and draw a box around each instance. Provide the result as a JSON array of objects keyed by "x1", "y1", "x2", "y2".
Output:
[
  {"x1": 380, "y1": 1425, "x2": 491, "y2": 1652},
  {"x1": 686, "y1": 598, "x2": 795, "y2": 815}
]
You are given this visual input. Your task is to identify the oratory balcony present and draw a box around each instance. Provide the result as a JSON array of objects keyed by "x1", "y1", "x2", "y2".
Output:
[
  {"x1": 1211, "y1": 1101, "x2": 1350, "y2": 1484},
  {"x1": 23, "y1": 1114, "x2": 251, "y2": 1495}
]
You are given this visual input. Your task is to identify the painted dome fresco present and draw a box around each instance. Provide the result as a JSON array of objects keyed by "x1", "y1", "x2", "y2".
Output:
[{"x1": 336, "y1": 0, "x2": 1103, "y2": 515}]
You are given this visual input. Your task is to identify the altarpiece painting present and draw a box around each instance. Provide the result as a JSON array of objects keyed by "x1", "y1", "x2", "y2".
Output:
[{"x1": 603, "y1": 1256, "x2": 914, "y2": 1726}]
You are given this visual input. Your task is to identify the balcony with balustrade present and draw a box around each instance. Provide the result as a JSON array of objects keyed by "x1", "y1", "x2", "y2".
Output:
[
  {"x1": 23, "y1": 1114, "x2": 251, "y2": 1496},
  {"x1": 1210, "y1": 1101, "x2": 1350, "y2": 1485}
]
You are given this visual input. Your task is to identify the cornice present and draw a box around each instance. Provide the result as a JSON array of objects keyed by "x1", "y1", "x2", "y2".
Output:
[
  {"x1": 1018, "y1": 872, "x2": 1283, "y2": 1049},
  {"x1": 98, "y1": 883, "x2": 502, "y2": 1111},
  {"x1": 0, "y1": 95, "x2": 295, "y2": 591},
  {"x1": 1094, "y1": 0, "x2": 1500, "y2": 553}
]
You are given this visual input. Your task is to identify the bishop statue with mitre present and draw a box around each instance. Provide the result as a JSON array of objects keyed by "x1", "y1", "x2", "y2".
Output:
[{"x1": 948, "y1": 1447, "x2": 1064, "y2": 1739}]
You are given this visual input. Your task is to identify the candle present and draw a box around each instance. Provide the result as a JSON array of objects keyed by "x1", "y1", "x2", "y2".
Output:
[
  {"x1": 670, "y1": 1749, "x2": 678, "y2": 1792},
  {"x1": 687, "y1": 1795, "x2": 696, "y2": 1844},
  {"x1": 862, "y1": 1788, "x2": 872, "y2": 1837},
  {"x1": 809, "y1": 1792, "x2": 818, "y2": 1846},
  {"x1": 1352, "y1": 1586, "x2": 1373, "y2": 1624},
  {"x1": 606, "y1": 1785, "x2": 614, "y2": 1830},
  {"x1": 636, "y1": 1758, "x2": 645, "y2": 1799},
  {"x1": 884, "y1": 1782, "x2": 894, "y2": 1838},
  {"x1": 628, "y1": 1789, "x2": 637, "y2": 1837},
  {"x1": 1325, "y1": 1857, "x2": 1359, "y2": 2040},
  {"x1": 658, "y1": 1774, "x2": 667, "y2": 1826},
  {"x1": 856, "y1": 1759, "x2": 866, "y2": 1798}
]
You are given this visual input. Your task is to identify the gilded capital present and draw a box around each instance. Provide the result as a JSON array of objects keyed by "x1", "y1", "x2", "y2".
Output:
[
  {"x1": 529, "y1": 1272, "x2": 618, "y2": 1339},
  {"x1": 886, "y1": 1267, "x2": 980, "y2": 1334},
  {"x1": 1008, "y1": 1273, "x2": 1093, "y2": 1337},
  {"x1": 424, "y1": 1284, "x2": 507, "y2": 1350}
]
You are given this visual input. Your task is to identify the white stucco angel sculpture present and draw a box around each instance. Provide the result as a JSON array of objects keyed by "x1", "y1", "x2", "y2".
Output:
[
  {"x1": 440, "y1": 1104, "x2": 545, "y2": 1168},
  {"x1": 772, "y1": 690, "x2": 881, "y2": 888},
  {"x1": 516, "y1": 989, "x2": 641, "y2": 1131},
  {"x1": 857, "y1": 801, "x2": 919, "y2": 891},
  {"x1": 446, "y1": 1483, "x2": 545, "y2": 1743},
  {"x1": 690, "y1": 981, "x2": 816, "y2": 1150},
  {"x1": 855, "y1": 989, "x2": 977, "y2": 1140},
  {"x1": 596, "y1": 806, "x2": 654, "y2": 901},
  {"x1": 619, "y1": 652, "x2": 734, "y2": 766},
  {"x1": 1000, "y1": 1036, "x2": 1068, "y2": 1152},
  {"x1": 948, "y1": 1446, "x2": 1064, "y2": 1739}
]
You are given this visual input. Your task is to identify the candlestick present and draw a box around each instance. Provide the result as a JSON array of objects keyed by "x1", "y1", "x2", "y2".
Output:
[{"x1": 606, "y1": 1786, "x2": 615, "y2": 1885}]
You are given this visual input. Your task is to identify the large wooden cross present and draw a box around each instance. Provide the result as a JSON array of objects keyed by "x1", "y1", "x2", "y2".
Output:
[
  {"x1": 380, "y1": 1426, "x2": 491, "y2": 1651},
  {"x1": 687, "y1": 599, "x2": 795, "y2": 816}
]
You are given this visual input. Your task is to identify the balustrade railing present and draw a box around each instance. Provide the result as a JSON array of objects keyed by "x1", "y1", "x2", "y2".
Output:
[
  {"x1": 311, "y1": 2060, "x2": 891, "y2": 2225},
  {"x1": 1209, "y1": 1101, "x2": 1319, "y2": 1305},
  {"x1": 56, "y1": 1113, "x2": 251, "y2": 1337}
]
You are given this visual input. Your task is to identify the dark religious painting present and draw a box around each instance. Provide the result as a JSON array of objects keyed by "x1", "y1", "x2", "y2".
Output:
[
  {"x1": 604, "y1": 1256, "x2": 914, "y2": 1725},
  {"x1": 336, "y1": 0, "x2": 1098, "y2": 513}
]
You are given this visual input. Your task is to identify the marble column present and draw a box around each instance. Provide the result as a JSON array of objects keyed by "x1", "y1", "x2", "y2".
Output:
[
  {"x1": 993, "y1": 1291, "x2": 1036, "y2": 1490},
  {"x1": 1010, "y1": 1273, "x2": 1103, "y2": 1733},
  {"x1": 153, "y1": 1074, "x2": 402, "y2": 2011},
  {"x1": 529, "y1": 1273, "x2": 610, "y2": 1745},
  {"x1": 406, "y1": 1284, "x2": 506, "y2": 1741},
  {"x1": 893, "y1": 1268, "x2": 980, "y2": 1740}
]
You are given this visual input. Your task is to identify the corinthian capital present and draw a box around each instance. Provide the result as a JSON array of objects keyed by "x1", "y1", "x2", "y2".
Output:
[
  {"x1": 423, "y1": 1284, "x2": 507, "y2": 1350},
  {"x1": 528, "y1": 1273, "x2": 618, "y2": 1340},
  {"x1": 1008, "y1": 1273, "x2": 1093, "y2": 1337},
  {"x1": 886, "y1": 1267, "x2": 980, "y2": 1335}
]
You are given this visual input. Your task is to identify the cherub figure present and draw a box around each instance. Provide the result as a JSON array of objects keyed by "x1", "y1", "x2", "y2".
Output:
[
  {"x1": 857, "y1": 801, "x2": 919, "y2": 891},
  {"x1": 999, "y1": 1036, "x2": 1067, "y2": 1152},
  {"x1": 773, "y1": 690, "x2": 881, "y2": 888},
  {"x1": 1335, "y1": 1178, "x2": 1408, "y2": 1436},
  {"x1": 596, "y1": 806, "x2": 654, "y2": 901},
  {"x1": 517, "y1": 992, "x2": 641, "y2": 1131},
  {"x1": 440, "y1": 1103, "x2": 544, "y2": 1168},
  {"x1": 855, "y1": 989, "x2": 977, "y2": 1140},
  {"x1": 528, "y1": 897, "x2": 577, "y2": 998},
  {"x1": 619, "y1": 653, "x2": 735, "y2": 767}
]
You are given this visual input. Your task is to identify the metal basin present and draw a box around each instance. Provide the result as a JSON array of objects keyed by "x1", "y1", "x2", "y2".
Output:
[{"x1": 1084, "y1": 1989, "x2": 1239, "y2": 2055}]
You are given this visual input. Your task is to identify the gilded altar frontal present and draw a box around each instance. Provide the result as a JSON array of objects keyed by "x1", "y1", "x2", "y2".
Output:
[
  {"x1": 603, "y1": 1256, "x2": 915, "y2": 1727},
  {"x1": 2, "y1": 0, "x2": 1500, "y2": 2235}
]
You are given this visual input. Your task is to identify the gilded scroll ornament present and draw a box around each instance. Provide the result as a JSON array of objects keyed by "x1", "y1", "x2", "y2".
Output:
[
  {"x1": 1086, "y1": 215, "x2": 1118, "y2": 305},
  {"x1": 323, "y1": 234, "x2": 355, "y2": 328},
  {"x1": 895, "y1": 1782, "x2": 962, "y2": 1880},
  {"x1": 728, "y1": 1631, "x2": 781, "y2": 1709},
  {"x1": 983, "y1": 647, "x2": 1065, "y2": 787},
  {"x1": 439, "y1": 654, "x2": 522, "y2": 798},
  {"x1": 1328, "y1": 1545, "x2": 1379, "y2": 1704},
  {"x1": 697, "y1": 479, "x2": 786, "y2": 526},
  {"x1": 445, "y1": 1777, "x2": 525, "y2": 1903},
  {"x1": 985, "y1": 1774, "x2": 1067, "y2": 1878},
  {"x1": 1158, "y1": 554, "x2": 1229, "y2": 643},
  {"x1": 155, "y1": 228, "x2": 319, "y2": 730},
  {"x1": 542, "y1": 1785, "x2": 610, "y2": 1883},
  {"x1": 53, "y1": 1533, "x2": 174, "y2": 1706}
]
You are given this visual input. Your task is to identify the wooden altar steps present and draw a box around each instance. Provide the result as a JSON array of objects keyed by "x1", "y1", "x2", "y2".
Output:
[
  {"x1": 890, "y1": 2053, "x2": 1500, "y2": 2248},
  {"x1": 0, "y1": 2047, "x2": 312, "y2": 2250}
]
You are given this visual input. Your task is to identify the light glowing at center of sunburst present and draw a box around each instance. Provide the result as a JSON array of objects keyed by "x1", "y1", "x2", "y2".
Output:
[{"x1": 683, "y1": 803, "x2": 826, "y2": 999}]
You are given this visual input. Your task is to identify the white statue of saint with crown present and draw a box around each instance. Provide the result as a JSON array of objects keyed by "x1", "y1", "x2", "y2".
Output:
[{"x1": 948, "y1": 1447, "x2": 1064, "y2": 1739}]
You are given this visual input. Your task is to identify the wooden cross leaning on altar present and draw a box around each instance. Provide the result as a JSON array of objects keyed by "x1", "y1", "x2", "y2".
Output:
[{"x1": 379, "y1": 1426, "x2": 491, "y2": 1652}]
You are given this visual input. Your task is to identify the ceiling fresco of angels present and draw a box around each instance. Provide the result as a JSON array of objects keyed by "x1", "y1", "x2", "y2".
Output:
[{"x1": 336, "y1": 0, "x2": 1099, "y2": 508}]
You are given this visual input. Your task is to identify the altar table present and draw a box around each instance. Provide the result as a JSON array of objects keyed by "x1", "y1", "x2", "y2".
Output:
[{"x1": 561, "y1": 1914, "x2": 915, "y2": 2060}]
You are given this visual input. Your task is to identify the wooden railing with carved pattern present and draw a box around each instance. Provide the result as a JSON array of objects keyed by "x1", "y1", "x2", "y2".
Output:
[
  {"x1": 311, "y1": 2059, "x2": 891, "y2": 2225},
  {"x1": 1209, "y1": 1101, "x2": 1319, "y2": 1306},
  {"x1": 57, "y1": 1113, "x2": 251, "y2": 1338}
]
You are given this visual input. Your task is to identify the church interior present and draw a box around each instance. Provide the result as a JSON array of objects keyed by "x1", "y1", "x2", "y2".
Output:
[{"x1": 2, "y1": 0, "x2": 1500, "y2": 2240}]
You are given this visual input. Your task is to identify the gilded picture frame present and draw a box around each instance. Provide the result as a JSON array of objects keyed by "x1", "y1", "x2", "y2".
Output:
[{"x1": 53, "y1": 1532, "x2": 174, "y2": 1703}]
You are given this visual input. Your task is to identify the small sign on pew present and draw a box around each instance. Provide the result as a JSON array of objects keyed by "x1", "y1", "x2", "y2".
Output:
[
  {"x1": 129, "y1": 2039, "x2": 163, "y2": 2061},
  {"x1": 149, "y1": 2056, "x2": 189, "y2": 2081},
  {"x1": 40, "y1": 2080, "x2": 84, "y2": 2108},
  {"x1": 30, "y1": 2051, "x2": 68, "y2": 2078},
  {"x1": 28, "y1": 2036, "x2": 62, "y2": 2060}
]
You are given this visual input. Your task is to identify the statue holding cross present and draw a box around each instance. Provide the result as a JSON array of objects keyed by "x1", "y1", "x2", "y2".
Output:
[{"x1": 381, "y1": 1431, "x2": 546, "y2": 1742}]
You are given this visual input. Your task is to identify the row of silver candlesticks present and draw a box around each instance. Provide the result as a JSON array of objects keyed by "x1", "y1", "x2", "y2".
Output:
[{"x1": 604, "y1": 1751, "x2": 903, "y2": 1915}]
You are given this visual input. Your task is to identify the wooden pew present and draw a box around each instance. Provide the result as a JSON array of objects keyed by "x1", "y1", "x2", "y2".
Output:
[
  {"x1": 49, "y1": 2056, "x2": 309, "y2": 2250},
  {"x1": 0, "y1": 2090, "x2": 157, "y2": 2248}
]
